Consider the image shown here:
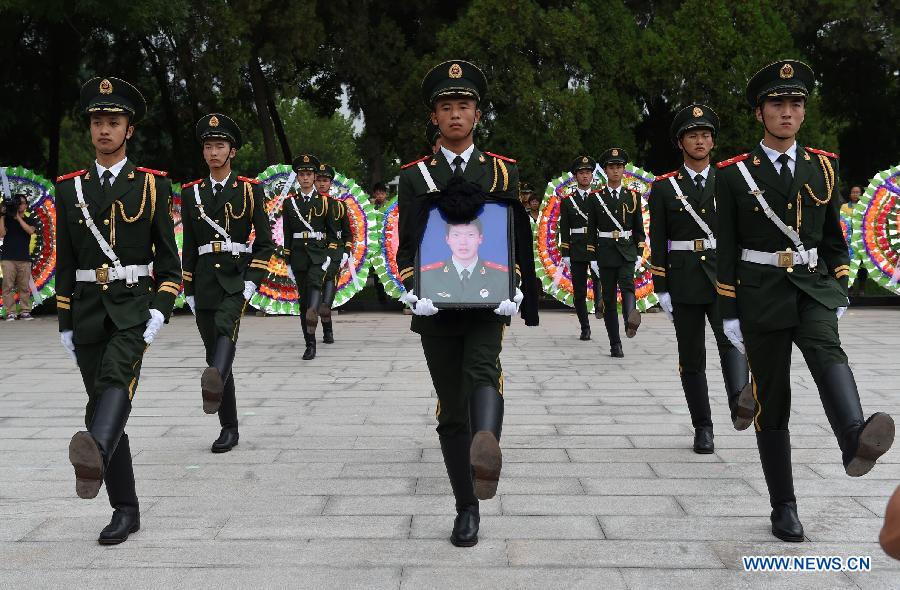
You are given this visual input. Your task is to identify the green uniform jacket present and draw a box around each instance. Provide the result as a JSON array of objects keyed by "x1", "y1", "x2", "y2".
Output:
[
  {"x1": 326, "y1": 196, "x2": 353, "y2": 270},
  {"x1": 649, "y1": 166, "x2": 718, "y2": 304},
  {"x1": 180, "y1": 173, "x2": 274, "y2": 310},
  {"x1": 558, "y1": 189, "x2": 597, "y2": 262},
  {"x1": 592, "y1": 186, "x2": 645, "y2": 267},
  {"x1": 282, "y1": 192, "x2": 339, "y2": 272},
  {"x1": 716, "y1": 145, "x2": 849, "y2": 332},
  {"x1": 55, "y1": 162, "x2": 181, "y2": 344},
  {"x1": 397, "y1": 147, "x2": 520, "y2": 336},
  {"x1": 420, "y1": 257, "x2": 511, "y2": 304}
]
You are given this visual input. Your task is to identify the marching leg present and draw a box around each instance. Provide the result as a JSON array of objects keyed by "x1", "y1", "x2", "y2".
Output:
[
  {"x1": 439, "y1": 431, "x2": 479, "y2": 547},
  {"x1": 681, "y1": 371, "x2": 714, "y2": 453},
  {"x1": 320, "y1": 278, "x2": 337, "y2": 344},
  {"x1": 212, "y1": 375, "x2": 239, "y2": 453},
  {"x1": 757, "y1": 430, "x2": 804, "y2": 542},
  {"x1": 98, "y1": 433, "x2": 139, "y2": 544},
  {"x1": 469, "y1": 385, "x2": 504, "y2": 500},
  {"x1": 201, "y1": 335, "x2": 236, "y2": 415},
  {"x1": 69, "y1": 386, "x2": 131, "y2": 499}
]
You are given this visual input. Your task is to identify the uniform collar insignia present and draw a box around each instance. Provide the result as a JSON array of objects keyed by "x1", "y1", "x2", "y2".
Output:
[
  {"x1": 85, "y1": 171, "x2": 91, "y2": 180},
  {"x1": 479, "y1": 154, "x2": 485, "y2": 163},
  {"x1": 677, "y1": 173, "x2": 683, "y2": 179},
  {"x1": 201, "y1": 181, "x2": 207, "y2": 187},
  {"x1": 752, "y1": 156, "x2": 761, "y2": 166},
  {"x1": 803, "y1": 151, "x2": 811, "y2": 161},
  {"x1": 127, "y1": 171, "x2": 135, "y2": 180},
  {"x1": 430, "y1": 159, "x2": 437, "y2": 166},
  {"x1": 232, "y1": 181, "x2": 238, "y2": 188}
]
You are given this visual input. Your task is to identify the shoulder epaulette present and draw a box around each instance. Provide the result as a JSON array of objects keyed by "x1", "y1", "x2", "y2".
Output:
[
  {"x1": 655, "y1": 170, "x2": 678, "y2": 181},
  {"x1": 483, "y1": 260, "x2": 509, "y2": 272},
  {"x1": 716, "y1": 153, "x2": 750, "y2": 169},
  {"x1": 237, "y1": 175, "x2": 262, "y2": 185},
  {"x1": 135, "y1": 166, "x2": 168, "y2": 177},
  {"x1": 56, "y1": 170, "x2": 87, "y2": 183},
  {"x1": 420, "y1": 261, "x2": 444, "y2": 272},
  {"x1": 400, "y1": 155, "x2": 430, "y2": 170},
  {"x1": 181, "y1": 179, "x2": 203, "y2": 189},
  {"x1": 484, "y1": 151, "x2": 516, "y2": 163},
  {"x1": 805, "y1": 147, "x2": 839, "y2": 159}
]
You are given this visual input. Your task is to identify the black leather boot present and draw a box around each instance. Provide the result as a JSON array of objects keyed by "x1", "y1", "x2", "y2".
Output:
[
  {"x1": 300, "y1": 317, "x2": 316, "y2": 360},
  {"x1": 320, "y1": 280, "x2": 336, "y2": 344},
  {"x1": 720, "y1": 347, "x2": 753, "y2": 431},
  {"x1": 99, "y1": 433, "x2": 140, "y2": 544},
  {"x1": 622, "y1": 290, "x2": 641, "y2": 338},
  {"x1": 69, "y1": 387, "x2": 131, "y2": 499},
  {"x1": 814, "y1": 363, "x2": 894, "y2": 477},
  {"x1": 469, "y1": 385, "x2": 504, "y2": 501},
  {"x1": 202, "y1": 335, "x2": 236, "y2": 415},
  {"x1": 212, "y1": 376, "x2": 239, "y2": 453},
  {"x1": 603, "y1": 307, "x2": 622, "y2": 357},
  {"x1": 439, "y1": 432, "x2": 479, "y2": 547},
  {"x1": 593, "y1": 281, "x2": 602, "y2": 319},
  {"x1": 305, "y1": 284, "x2": 323, "y2": 336},
  {"x1": 757, "y1": 430, "x2": 804, "y2": 542},
  {"x1": 681, "y1": 371, "x2": 714, "y2": 454},
  {"x1": 579, "y1": 327, "x2": 591, "y2": 341}
]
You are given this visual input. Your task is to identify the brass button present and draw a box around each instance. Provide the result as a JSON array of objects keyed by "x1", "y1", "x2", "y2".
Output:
[
  {"x1": 102, "y1": 285, "x2": 109, "y2": 290},
  {"x1": 103, "y1": 219, "x2": 110, "y2": 225},
  {"x1": 102, "y1": 263, "x2": 109, "y2": 268},
  {"x1": 215, "y1": 263, "x2": 221, "y2": 268},
  {"x1": 214, "y1": 234, "x2": 220, "y2": 238},
  {"x1": 754, "y1": 206, "x2": 759, "y2": 212},
  {"x1": 148, "y1": 287, "x2": 152, "y2": 292},
  {"x1": 701, "y1": 209, "x2": 706, "y2": 214},
  {"x1": 737, "y1": 279, "x2": 741, "y2": 285},
  {"x1": 787, "y1": 203, "x2": 793, "y2": 209},
  {"x1": 787, "y1": 225, "x2": 794, "y2": 230},
  {"x1": 78, "y1": 219, "x2": 83, "y2": 224},
  {"x1": 786, "y1": 267, "x2": 794, "y2": 273},
  {"x1": 700, "y1": 255, "x2": 706, "y2": 261}
]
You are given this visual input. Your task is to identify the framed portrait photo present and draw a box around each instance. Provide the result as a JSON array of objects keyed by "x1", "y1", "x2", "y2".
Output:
[{"x1": 415, "y1": 202, "x2": 515, "y2": 309}]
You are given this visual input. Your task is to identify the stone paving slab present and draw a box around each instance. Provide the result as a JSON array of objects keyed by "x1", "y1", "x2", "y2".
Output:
[{"x1": 1, "y1": 308, "x2": 898, "y2": 588}]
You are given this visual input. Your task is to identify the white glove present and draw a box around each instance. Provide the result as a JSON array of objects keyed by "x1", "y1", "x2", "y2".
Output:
[
  {"x1": 412, "y1": 298, "x2": 439, "y2": 316},
  {"x1": 60, "y1": 330, "x2": 76, "y2": 363},
  {"x1": 494, "y1": 288, "x2": 524, "y2": 316},
  {"x1": 657, "y1": 291, "x2": 673, "y2": 321},
  {"x1": 286, "y1": 266, "x2": 295, "y2": 282},
  {"x1": 590, "y1": 261, "x2": 600, "y2": 276},
  {"x1": 321, "y1": 256, "x2": 332, "y2": 272},
  {"x1": 185, "y1": 295, "x2": 196, "y2": 315},
  {"x1": 723, "y1": 318, "x2": 745, "y2": 355},
  {"x1": 242, "y1": 281, "x2": 257, "y2": 301},
  {"x1": 836, "y1": 306, "x2": 847, "y2": 320},
  {"x1": 562, "y1": 256, "x2": 571, "y2": 269},
  {"x1": 143, "y1": 309, "x2": 165, "y2": 345},
  {"x1": 340, "y1": 252, "x2": 350, "y2": 268},
  {"x1": 399, "y1": 290, "x2": 419, "y2": 309}
]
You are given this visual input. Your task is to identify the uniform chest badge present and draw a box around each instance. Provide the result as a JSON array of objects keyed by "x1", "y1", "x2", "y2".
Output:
[
  {"x1": 480, "y1": 267, "x2": 486, "y2": 275},
  {"x1": 480, "y1": 289, "x2": 489, "y2": 298}
]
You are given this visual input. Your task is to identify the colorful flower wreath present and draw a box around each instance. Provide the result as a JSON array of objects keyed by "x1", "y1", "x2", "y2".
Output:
[
  {"x1": 371, "y1": 197, "x2": 403, "y2": 299},
  {"x1": 852, "y1": 164, "x2": 900, "y2": 295}
]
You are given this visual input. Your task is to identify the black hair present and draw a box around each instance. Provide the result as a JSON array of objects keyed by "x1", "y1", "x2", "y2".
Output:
[{"x1": 444, "y1": 217, "x2": 483, "y2": 236}]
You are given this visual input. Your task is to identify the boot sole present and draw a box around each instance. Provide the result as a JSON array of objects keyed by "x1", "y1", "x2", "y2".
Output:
[
  {"x1": 846, "y1": 413, "x2": 895, "y2": 477},
  {"x1": 625, "y1": 310, "x2": 641, "y2": 338},
  {"x1": 69, "y1": 431, "x2": 103, "y2": 499},
  {"x1": 772, "y1": 527, "x2": 804, "y2": 542},
  {"x1": 98, "y1": 522, "x2": 140, "y2": 545},
  {"x1": 471, "y1": 431, "x2": 502, "y2": 500},
  {"x1": 201, "y1": 367, "x2": 224, "y2": 414},
  {"x1": 450, "y1": 535, "x2": 478, "y2": 548},
  {"x1": 733, "y1": 382, "x2": 756, "y2": 431},
  {"x1": 211, "y1": 440, "x2": 239, "y2": 454}
]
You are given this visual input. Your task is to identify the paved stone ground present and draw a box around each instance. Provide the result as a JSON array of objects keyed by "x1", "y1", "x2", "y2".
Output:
[{"x1": 1, "y1": 307, "x2": 899, "y2": 589}]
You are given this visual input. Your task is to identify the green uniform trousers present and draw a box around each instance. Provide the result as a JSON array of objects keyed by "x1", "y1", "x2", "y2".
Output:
[
  {"x1": 420, "y1": 322, "x2": 504, "y2": 437},
  {"x1": 745, "y1": 291, "x2": 848, "y2": 431},
  {"x1": 597, "y1": 262, "x2": 634, "y2": 308},
  {"x1": 672, "y1": 301, "x2": 731, "y2": 374},
  {"x1": 195, "y1": 291, "x2": 248, "y2": 347},
  {"x1": 74, "y1": 319, "x2": 147, "y2": 427},
  {"x1": 569, "y1": 261, "x2": 591, "y2": 329}
]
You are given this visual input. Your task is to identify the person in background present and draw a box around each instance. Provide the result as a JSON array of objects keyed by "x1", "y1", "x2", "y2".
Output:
[{"x1": 0, "y1": 194, "x2": 37, "y2": 320}]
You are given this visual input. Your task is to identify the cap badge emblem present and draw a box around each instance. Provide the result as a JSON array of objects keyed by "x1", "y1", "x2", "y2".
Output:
[
  {"x1": 692, "y1": 106, "x2": 703, "y2": 117},
  {"x1": 99, "y1": 79, "x2": 113, "y2": 95},
  {"x1": 449, "y1": 63, "x2": 463, "y2": 79},
  {"x1": 303, "y1": 155, "x2": 310, "y2": 163},
  {"x1": 611, "y1": 149, "x2": 619, "y2": 157},
  {"x1": 582, "y1": 157, "x2": 588, "y2": 163},
  {"x1": 780, "y1": 63, "x2": 794, "y2": 79},
  {"x1": 209, "y1": 115, "x2": 219, "y2": 127}
]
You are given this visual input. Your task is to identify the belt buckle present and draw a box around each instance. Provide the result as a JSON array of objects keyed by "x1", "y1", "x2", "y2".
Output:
[
  {"x1": 693, "y1": 239, "x2": 705, "y2": 252},
  {"x1": 212, "y1": 241, "x2": 223, "y2": 253},
  {"x1": 95, "y1": 267, "x2": 110, "y2": 284},
  {"x1": 612, "y1": 230, "x2": 620, "y2": 239},
  {"x1": 776, "y1": 251, "x2": 794, "y2": 268}
]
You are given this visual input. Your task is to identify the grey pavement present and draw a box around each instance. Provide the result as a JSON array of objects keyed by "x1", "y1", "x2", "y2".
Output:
[{"x1": 0, "y1": 306, "x2": 899, "y2": 589}]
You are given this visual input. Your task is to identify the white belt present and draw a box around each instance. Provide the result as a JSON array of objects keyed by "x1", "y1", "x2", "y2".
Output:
[
  {"x1": 741, "y1": 247, "x2": 818, "y2": 268},
  {"x1": 598, "y1": 230, "x2": 632, "y2": 239},
  {"x1": 198, "y1": 241, "x2": 251, "y2": 255},
  {"x1": 570, "y1": 227, "x2": 587, "y2": 234},
  {"x1": 293, "y1": 231, "x2": 325, "y2": 240},
  {"x1": 75, "y1": 265, "x2": 150, "y2": 285},
  {"x1": 669, "y1": 238, "x2": 716, "y2": 252}
]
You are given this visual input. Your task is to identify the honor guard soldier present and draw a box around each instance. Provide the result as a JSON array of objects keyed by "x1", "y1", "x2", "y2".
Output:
[
  {"x1": 592, "y1": 148, "x2": 645, "y2": 357},
  {"x1": 397, "y1": 60, "x2": 539, "y2": 547},
  {"x1": 649, "y1": 104, "x2": 753, "y2": 454},
  {"x1": 180, "y1": 114, "x2": 274, "y2": 453},
  {"x1": 282, "y1": 154, "x2": 339, "y2": 360},
  {"x1": 317, "y1": 163, "x2": 351, "y2": 344},
  {"x1": 559, "y1": 156, "x2": 598, "y2": 340},
  {"x1": 716, "y1": 60, "x2": 895, "y2": 542},
  {"x1": 56, "y1": 77, "x2": 181, "y2": 544}
]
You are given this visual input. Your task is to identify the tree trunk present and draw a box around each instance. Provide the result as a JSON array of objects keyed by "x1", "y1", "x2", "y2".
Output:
[
  {"x1": 141, "y1": 37, "x2": 185, "y2": 177},
  {"x1": 361, "y1": 131, "x2": 384, "y2": 188},
  {"x1": 263, "y1": 84, "x2": 292, "y2": 163},
  {"x1": 248, "y1": 50, "x2": 278, "y2": 165}
]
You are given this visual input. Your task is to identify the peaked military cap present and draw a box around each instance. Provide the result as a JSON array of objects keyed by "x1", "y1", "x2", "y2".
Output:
[
  {"x1": 425, "y1": 119, "x2": 441, "y2": 146},
  {"x1": 599, "y1": 148, "x2": 628, "y2": 167},
  {"x1": 292, "y1": 154, "x2": 321, "y2": 172},
  {"x1": 315, "y1": 163, "x2": 335, "y2": 179},
  {"x1": 195, "y1": 113, "x2": 242, "y2": 149},
  {"x1": 670, "y1": 104, "x2": 719, "y2": 144},
  {"x1": 570, "y1": 155, "x2": 597, "y2": 175},
  {"x1": 746, "y1": 59, "x2": 815, "y2": 108},
  {"x1": 80, "y1": 76, "x2": 146, "y2": 122},
  {"x1": 519, "y1": 182, "x2": 534, "y2": 194},
  {"x1": 422, "y1": 60, "x2": 487, "y2": 107}
]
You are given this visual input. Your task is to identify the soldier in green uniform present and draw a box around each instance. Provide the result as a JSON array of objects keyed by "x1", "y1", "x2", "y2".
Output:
[
  {"x1": 317, "y1": 163, "x2": 351, "y2": 344},
  {"x1": 56, "y1": 77, "x2": 181, "y2": 544},
  {"x1": 559, "y1": 156, "x2": 598, "y2": 340},
  {"x1": 180, "y1": 113, "x2": 274, "y2": 453},
  {"x1": 717, "y1": 60, "x2": 894, "y2": 542},
  {"x1": 396, "y1": 60, "x2": 539, "y2": 547},
  {"x1": 282, "y1": 154, "x2": 338, "y2": 360},
  {"x1": 592, "y1": 148, "x2": 644, "y2": 357},
  {"x1": 649, "y1": 104, "x2": 753, "y2": 454}
]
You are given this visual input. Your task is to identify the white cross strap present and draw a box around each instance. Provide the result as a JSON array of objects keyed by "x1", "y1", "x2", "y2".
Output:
[
  {"x1": 567, "y1": 191, "x2": 590, "y2": 222},
  {"x1": 667, "y1": 176, "x2": 715, "y2": 243},
  {"x1": 74, "y1": 176, "x2": 130, "y2": 282},
  {"x1": 289, "y1": 196, "x2": 318, "y2": 234},
  {"x1": 417, "y1": 162, "x2": 439, "y2": 193},
  {"x1": 597, "y1": 189, "x2": 626, "y2": 234}
]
